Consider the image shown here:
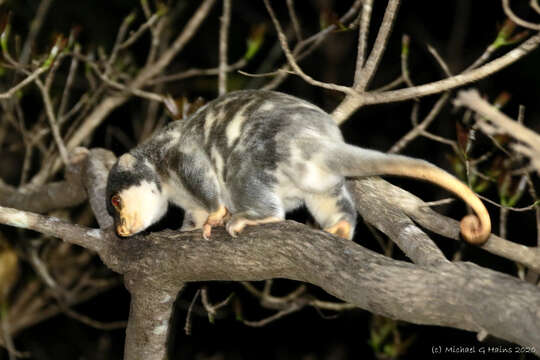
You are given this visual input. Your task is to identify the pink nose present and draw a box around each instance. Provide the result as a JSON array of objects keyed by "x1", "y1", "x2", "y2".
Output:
[{"x1": 117, "y1": 218, "x2": 132, "y2": 237}]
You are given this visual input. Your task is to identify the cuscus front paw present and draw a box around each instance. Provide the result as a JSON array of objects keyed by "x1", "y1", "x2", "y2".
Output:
[
  {"x1": 324, "y1": 219, "x2": 353, "y2": 240},
  {"x1": 202, "y1": 206, "x2": 230, "y2": 239},
  {"x1": 225, "y1": 215, "x2": 282, "y2": 238}
]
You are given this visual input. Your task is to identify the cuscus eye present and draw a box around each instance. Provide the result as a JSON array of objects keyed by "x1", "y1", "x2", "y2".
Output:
[{"x1": 111, "y1": 195, "x2": 122, "y2": 211}]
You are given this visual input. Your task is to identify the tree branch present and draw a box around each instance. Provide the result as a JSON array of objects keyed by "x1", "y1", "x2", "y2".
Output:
[
  {"x1": 0, "y1": 150, "x2": 539, "y2": 358},
  {"x1": 0, "y1": 148, "x2": 88, "y2": 212},
  {"x1": 354, "y1": 0, "x2": 400, "y2": 90},
  {"x1": 332, "y1": 32, "x2": 540, "y2": 124}
]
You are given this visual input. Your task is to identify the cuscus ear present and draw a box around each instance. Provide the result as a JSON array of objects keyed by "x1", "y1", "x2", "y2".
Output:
[{"x1": 117, "y1": 153, "x2": 138, "y2": 171}]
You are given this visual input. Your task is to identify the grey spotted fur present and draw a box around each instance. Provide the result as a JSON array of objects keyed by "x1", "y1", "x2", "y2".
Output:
[{"x1": 106, "y1": 90, "x2": 464, "y2": 238}]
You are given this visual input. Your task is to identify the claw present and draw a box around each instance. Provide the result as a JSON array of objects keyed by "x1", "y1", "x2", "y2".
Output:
[
  {"x1": 202, "y1": 206, "x2": 229, "y2": 239},
  {"x1": 202, "y1": 223, "x2": 212, "y2": 240},
  {"x1": 225, "y1": 220, "x2": 243, "y2": 238},
  {"x1": 324, "y1": 219, "x2": 352, "y2": 240}
]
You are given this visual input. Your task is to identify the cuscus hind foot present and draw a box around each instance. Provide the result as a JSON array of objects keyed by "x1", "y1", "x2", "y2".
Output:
[
  {"x1": 202, "y1": 206, "x2": 230, "y2": 239},
  {"x1": 324, "y1": 219, "x2": 353, "y2": 240},
  {"x1": 225, "y1": 215, "x2": 282, "y2": 237}
]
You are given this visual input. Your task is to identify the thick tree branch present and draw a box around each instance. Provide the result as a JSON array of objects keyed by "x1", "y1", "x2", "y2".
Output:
[
  {"x1": 0, "y1": 150, "x2": 539, "y2": 359},
  {"x1": 347, "y1": 179, "x2": 449, "y2": 266},
  {"x1": 108, "y1": 224, "x2": 540, "y2": 352},
  {"x1": 357, "y1": 177, "x2": 540, "y2": 272},
  {"x1": 0, "y1": 206, "x2": 105, "y2": 253},
  {"x1": 0, "y1": 148, "x2": 88, "y2": 212}
]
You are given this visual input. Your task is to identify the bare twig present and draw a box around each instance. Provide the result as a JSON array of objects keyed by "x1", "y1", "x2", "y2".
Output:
[
  {"x1": 61, "y1": 0, "x2": 217, "y2": 175},
  {"x1": 355, "y1": 0, "x2": 401, "y2": 90},
  {"x1": 184, "y1": 289, "x2": 200, "y2": 335},
  {"x1": 0, "y1": 67, "x2": 48, "y2": 99},
  {"x1": 261, "y1": 0, "x2": 363, "y2": 91},
  {"x1": 243, "y1": 301, "x2": 304, "y2": 327},
  {"x1": 400, "y1": 34, "x2": 414, "y2": 88},
  {"x1": 200, "y1": 287, "x2": 234, "y2": 323},
  {"x1": 332, "y1": 32, "x2": 540, "y2": 123},
  {"x1": 286, "y1": 0, "x2": 302, "y2": 42},
  {"x1": 105, "y1": 12, "x2": 136, "y2": 76},
  {"x1": 389, "y1": 92, "x2": 451, "y2": 153},
  {"x1": 532, "y1": 0, "x2": 540, "y2": 14},
  {"x1": 35, "y1": 79, "x2": 69, "y2": 165},
  {"x1": 57, "y1": 44, "x2": 81, "y2": 119},
  {"x1": 454, "y1": 89, "x2": 540, "y2": 172},
  {"x1": 149, "y1": 58, "x2": 247, "y2": 85},
  {"x1": 502, "y1": 0, "x2": 540, "y2": 30},
  {"x1": 118, "y1": 13, "x2": 162, "y2": 51},
  {"x1": 263, "y1": 0, "x2": 356, "y2": 95},
  {"x1": 218, "y1": 0, "x2": 231, "y2": 95},
  {"x1": 427, "y1": 45, "x2": 453, "y2": 77},
  {"x1": 354, "y1": 0, "x2": 374, "y2": 83},
  {"x1": 19, "y1": 0, "x2": 53, "y2": 65}
]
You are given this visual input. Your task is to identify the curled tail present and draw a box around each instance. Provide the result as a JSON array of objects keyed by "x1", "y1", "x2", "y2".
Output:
[{"x1": 323, "y1": 142, "x2": 491, "y2": 245}]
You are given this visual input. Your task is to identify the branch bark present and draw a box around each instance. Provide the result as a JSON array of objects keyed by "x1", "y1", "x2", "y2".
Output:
[{"x1": 0, "y1": 148, "x2": 88, "y2": 212}]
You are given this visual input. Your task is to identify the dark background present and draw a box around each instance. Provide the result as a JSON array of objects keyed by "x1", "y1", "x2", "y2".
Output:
[{"x1": 2, "y1": 0, "x2": 539, "y2": 359}]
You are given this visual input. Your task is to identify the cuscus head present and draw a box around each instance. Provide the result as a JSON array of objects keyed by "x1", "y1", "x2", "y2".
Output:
[{"x1": 106, "y1": 153, "x2": 168, "y2": 237}]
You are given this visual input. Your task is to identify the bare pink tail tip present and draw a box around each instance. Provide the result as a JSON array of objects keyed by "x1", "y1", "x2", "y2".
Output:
[{"x1": 460, "y1": 214, "x2": 490, "y2": 245}]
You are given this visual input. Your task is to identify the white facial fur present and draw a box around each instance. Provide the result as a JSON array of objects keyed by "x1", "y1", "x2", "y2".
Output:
[{"x1": 117, "y1": 180, "x2": 168, "y2": 236}]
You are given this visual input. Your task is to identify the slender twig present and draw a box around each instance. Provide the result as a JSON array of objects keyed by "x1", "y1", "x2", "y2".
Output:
[
  {"x1": 364, "y1": 32, "x2": 540, "y2": 104},
  {"x1": 286, "y1": 0, "x2": 302, "y2": 41},
  {"x1": 91, "y1": 68, "x2": 165, "y2": 102},
  {"x1": 427, "y1": 44, "x2": 453, "y2": 77},
  {"x1": 454, "y1": 89, "x2": 540, "y2": 155},
  {"x1": 389, "y1": 92, "x2": 451, "y2": 153},
  {"x1": 261, "y1": 0, "x2": 363, "y2": 90},
  {"x1": 57, "y1": 44, "x2": 80, "y2": 119},
  {"x1": 137, "y1": 0, "x2": 217, "y2": 83},
  {"x1": 149, "y1": 58, "x2": 247, "y2": 85},
  {"x1": 308, "y1": 300, "x2": 357, "y2": 311},
  {"x1": 19, "y1": 0, "x2": 53, "y2": 65},
  {"x1": 332, "y1": 32, "x2": 540, "y2": 123},
  {"x1": 105, "y1": 12, "x2": 135, "y2": 76},
  {"x1": 0, "y1": 67, "x2": 48, "y2": 99},
  {"x1": 200, "y1": 287, "x2": 234, "y2": 322},
  {"x1": 400, "y1": 34, "x2": 414, "y2": 88},
  {"x1": 44, "y1": 52, "x2": 66, "y2": 91},
  {"x1": 356, "y1": 0, "x2": 400, "y2": 90},
  {"x1": 62, "y1": 306, "x2": 126, "y2": 330},
  {"x1": 476, "y1": 193, "x2": 539, "y2": 212},
  {"x1": 502, "y1": 0, "x2": 540, "y2": 30},
  {"x1": 243, "y1": 302, "x2": 304, "y2": 327},
  {"x1": 60, "y1": 0, "x2": 217, "y2": 172},
  {"x1": 420, "y1": 131, "x2": 459, "y2": 151},
  {"x1": 118, "y1": 13, "x2": 162, "y2": 51},
  {"x1": 354, "y1": 0, "x2": 374, "y2": 83},
  {"x1": 263, "y1": 0, "x2": 356, "y2": 95},
  {"x1": 35, "y1": 79, "x2": 69, "y2": 165},
  {"x1": 184, "y1": 289, "x2": 200, "y2": 335},
  {"x1": 532, "y1": 0, "x2": 540, "y2": 14},
  {"x1": 218, "y1": 0, "x2": 231, "y2": 95},
  {"x1": 372, "y1": 75, "x2": 405, "y2": 92}
]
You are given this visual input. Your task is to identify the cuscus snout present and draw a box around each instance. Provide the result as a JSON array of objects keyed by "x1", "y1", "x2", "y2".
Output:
[{"x1": 116, "y1": 211, "x2": 144, "y2": 237}]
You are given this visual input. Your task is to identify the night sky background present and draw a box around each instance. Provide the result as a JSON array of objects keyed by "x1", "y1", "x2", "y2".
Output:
[{"x1": 1, "y1": 0, "x2": 539, "y2": 359}]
